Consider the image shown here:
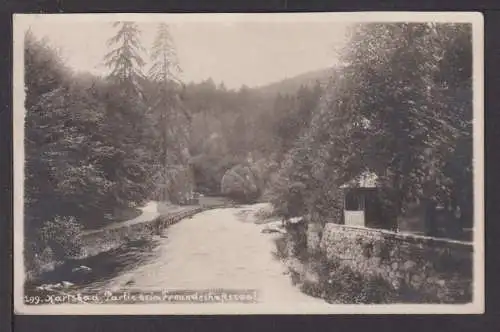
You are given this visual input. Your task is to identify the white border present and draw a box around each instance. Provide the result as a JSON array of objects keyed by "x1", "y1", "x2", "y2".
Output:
[{"x1": 13, "y1": 12, "x2": 485, "y2": 315}]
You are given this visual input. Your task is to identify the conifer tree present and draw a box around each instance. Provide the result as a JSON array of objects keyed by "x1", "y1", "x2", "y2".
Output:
[
  {"x1": 104, "y1": 21, "x2": 146, "y2": 95},
  {"x1": 148, "y1": 23, "x2": 181, "y2": 85},
  {"x1": 148, "y1": 23, "x2": 192, "y2": 203},
  {"x1": 102, "y1": 21, "x2": 156, "y2": 209}
]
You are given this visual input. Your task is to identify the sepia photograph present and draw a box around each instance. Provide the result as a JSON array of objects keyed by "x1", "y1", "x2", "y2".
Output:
[{"x1": 13, "y1": 12, "x2": 484, "y2": 315}]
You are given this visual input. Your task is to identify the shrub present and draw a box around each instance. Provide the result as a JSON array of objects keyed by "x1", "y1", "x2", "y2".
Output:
[
  {"x1": 221, "y1": 164, "x2": 261, "y2": 203},
  {"x1": 254, "y1": 204, "x2": 278, "y2": 222},
  {"x1": 39, "y1": 216, "x2": 83, "y2": 260}
]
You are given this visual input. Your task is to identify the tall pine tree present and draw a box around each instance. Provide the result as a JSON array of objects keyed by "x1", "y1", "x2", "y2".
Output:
[
  {"x1": 148, "y1": 23, "x2": 193, "y2": 203},
  {"x1": 104, "y1": 21, "x2": 146, "y2": 95},
  {"x1": 102, "y1": 21, "x2": 157, "y2": 210}
]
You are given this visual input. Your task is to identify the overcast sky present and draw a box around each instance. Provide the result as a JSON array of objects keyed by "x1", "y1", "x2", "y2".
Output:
[{"x1": 27, "y1": 20, "x2": 350, "y2": 89}]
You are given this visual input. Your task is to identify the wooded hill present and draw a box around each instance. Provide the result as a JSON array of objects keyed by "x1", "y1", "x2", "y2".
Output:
[
  {"x1": 254, "y1": 67, "x2": 334, "y2": 96},
  {"x1": 24, "y1": 22, "x2": 473, "y2": 276}
]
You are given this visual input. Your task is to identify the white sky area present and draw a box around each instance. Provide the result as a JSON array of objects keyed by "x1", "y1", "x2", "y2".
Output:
[{"x1": 27, "y1": 20, "x2": 350, "y2": 89}]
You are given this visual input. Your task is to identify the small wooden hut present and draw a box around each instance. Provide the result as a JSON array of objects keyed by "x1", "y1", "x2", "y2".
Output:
[{"x1": 340, "y1": 172, "x2": 392, "y2": 230}]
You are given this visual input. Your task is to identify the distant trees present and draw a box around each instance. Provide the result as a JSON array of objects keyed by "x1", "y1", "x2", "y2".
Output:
[
  {"x1": 181, "y1": 78, "x2": 317, "y2": 199},
  {"x1": 183, "y1": 81, "x2": 267, "y2": 195},
  {"x1": 272, "y1": 83, "x2": 323, "y2": 158},
  {"x1": 221, "y1": 164, "x2": 261, "y2": 203}
]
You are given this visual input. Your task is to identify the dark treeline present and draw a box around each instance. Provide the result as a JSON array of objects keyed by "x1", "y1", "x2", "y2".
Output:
[{"x1": 24, "y1": 22, "x2": 473, "y2": 275}]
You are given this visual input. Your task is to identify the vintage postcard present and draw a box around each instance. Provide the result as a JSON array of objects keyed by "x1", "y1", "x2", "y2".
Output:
[{"x1": 13, "y1": 12, "x2": 484, "y2": 315}]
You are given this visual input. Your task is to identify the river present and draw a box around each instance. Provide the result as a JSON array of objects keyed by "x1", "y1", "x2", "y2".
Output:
[{"x1": 96, "y1": 204, "x2": 323, "y2": 304}]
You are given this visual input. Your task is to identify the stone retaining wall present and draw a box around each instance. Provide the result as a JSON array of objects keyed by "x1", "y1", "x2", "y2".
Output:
[
  {"x1": 317, "y1": 223, "x2": 473, "y2": 303},
  {"x1": 79, "y1": 207, "x2": 205, "y2": 258}
]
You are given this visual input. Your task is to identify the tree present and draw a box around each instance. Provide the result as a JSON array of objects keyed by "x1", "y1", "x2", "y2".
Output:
[
  {"x1": 221, "y1": 163, "x2": 261, "y2": 203},
  {"x1": 104, "y1": 21, "x2": 146, "y2": 95},
  {"x1": 268, "y1": 23, "x2": 473, "y2": 237},
  {"x1": 24, "y1": 33, "x2": 114, "y2": 272},
  {"x1": 148, "y1": 23, "x2": 193, "y2": 203},
  {"x1": 335, "y1": 23, "x2": 472, "y2": 230},
  {"x1": 148, "y1": 23, "x2": 181, "y2": 84},
  {"x1": 272, "y1": 84, "x2": 323, "y2": 157},
  {"x1": 24, "y1": 31, "x2": 72, "y2": 248},
  {"x1": 101, "y1": 21, "x2": 158, "y2": 210}
]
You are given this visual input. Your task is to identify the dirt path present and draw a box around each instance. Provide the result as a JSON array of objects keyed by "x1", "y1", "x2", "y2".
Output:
[
  {"x1": 104, "y1": 205, "x2": 324, "y2": 304},
  {"x1": 82, "y1": 202, "x2": 161, "y2": 236}
]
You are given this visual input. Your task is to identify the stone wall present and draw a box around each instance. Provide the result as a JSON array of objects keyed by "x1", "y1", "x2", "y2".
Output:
[
  {"x1": 79, "y1": 207, "x2": 204, "y2": 258},
  {"x1": 317, "y1": 223, "x2": 473, "y2": 303},
  {"x1": 306, "y1": 222, "x2": 323, "y2": 254}
]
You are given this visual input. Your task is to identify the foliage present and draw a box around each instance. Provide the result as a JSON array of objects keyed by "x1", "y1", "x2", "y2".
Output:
[
  {"x1": 220, "y1": 163, "x2": 261, "y2": 203},
  {"x1": 24, "y1": 25, "x2": 166, "y2": 274},
  {"x1": 317, "y1": 260, "x2": 398, "y2": 304},
  {"x1": 272, "y1": 83, "x2": 323, "y2": 157},
  {"x1": 39, "y1": 216, "x2": 83, "y2": 259},
  {"x1": 104, "y1": 21, "x2": 146, "y2": 94},
  {"x1": 24, "y1": 32, "x2": 107, "y2": 262},
  {"x1": 268, "y1": 23, "x2": 473, "y2": 236},
  {"x1": 182, "y1": 81, "x2": 285, "y2": 195},
  {"x1": 333, "y1": 23, "x2": 473, "y2": 224},
  {"x1": 100, "y1": 22, "x2": 160, "y2": 213},
  {"x1": 23, "y1": 21, "x2": 474, "y2": 282},
  {"x1": 148, "y1": 23, "x2": 181, "y2": 84},
  {"x1": 146, "y1": 23, "x2": 193, "y2": 202}
]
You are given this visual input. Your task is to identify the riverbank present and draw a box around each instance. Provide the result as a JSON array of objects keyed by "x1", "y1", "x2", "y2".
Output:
[
  {"x1": 24, "y1": 198, "x2": 233, "y2": 296},
  {"x1": 24, "y1": 203, "x2": 323, "y2": 305},
  {"x1": 275, "y1": 220, "x2": 473, "y2": 304},
  {"x1": 92, "y1": 205, "x2": 324, "y2": 304}
]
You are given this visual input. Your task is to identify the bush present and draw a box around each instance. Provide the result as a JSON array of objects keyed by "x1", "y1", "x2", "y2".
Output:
[
  {"x1": 39, "y1": 216, "x2": 83, "y2": 260},
  {"x1": 254, "y1": 204, "x2": 278, "y2": 221},
  {"x1": 221, "y1": 164, "x2": 261, "y2": 203}
]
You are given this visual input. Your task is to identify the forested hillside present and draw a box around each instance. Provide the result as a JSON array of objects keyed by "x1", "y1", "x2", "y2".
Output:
[
  {"x1": 23, "y1": 22, "x2": 325, "y2": 273},
  {"x1": 24, "y1": 22, "x2": 473, "y2": 276},
  {"x1": 255, "y1": 67, "x2": 333, "y2": 96}
]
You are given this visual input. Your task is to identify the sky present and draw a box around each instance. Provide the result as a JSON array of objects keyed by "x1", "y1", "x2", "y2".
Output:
[{"x1": 26, "y1": 19, "x2": 351, "y2": 89}]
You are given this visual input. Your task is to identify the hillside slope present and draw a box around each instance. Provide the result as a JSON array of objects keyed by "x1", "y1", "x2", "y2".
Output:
[{"x1": 254, "y1": 67, "x2": 335, "y2": 96}]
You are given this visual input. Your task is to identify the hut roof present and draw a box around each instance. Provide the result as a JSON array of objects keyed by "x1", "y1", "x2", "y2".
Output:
[{"x1": 340, "y1": 171, "x2": 379, "y2": 189}]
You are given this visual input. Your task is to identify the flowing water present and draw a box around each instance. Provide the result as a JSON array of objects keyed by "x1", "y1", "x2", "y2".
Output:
[{"x1": 27, "y1": 204, "x2": 323, "y2": 305}]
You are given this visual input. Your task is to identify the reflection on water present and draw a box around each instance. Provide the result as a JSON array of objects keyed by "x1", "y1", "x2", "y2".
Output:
[{"x1": 25, "y1": 237, "x2": 161, "y2": 295}]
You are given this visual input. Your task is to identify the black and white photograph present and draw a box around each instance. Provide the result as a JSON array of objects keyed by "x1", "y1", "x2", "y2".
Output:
[{"x1": 13, "y1": 12, "x2": 484, "y2": 314}]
